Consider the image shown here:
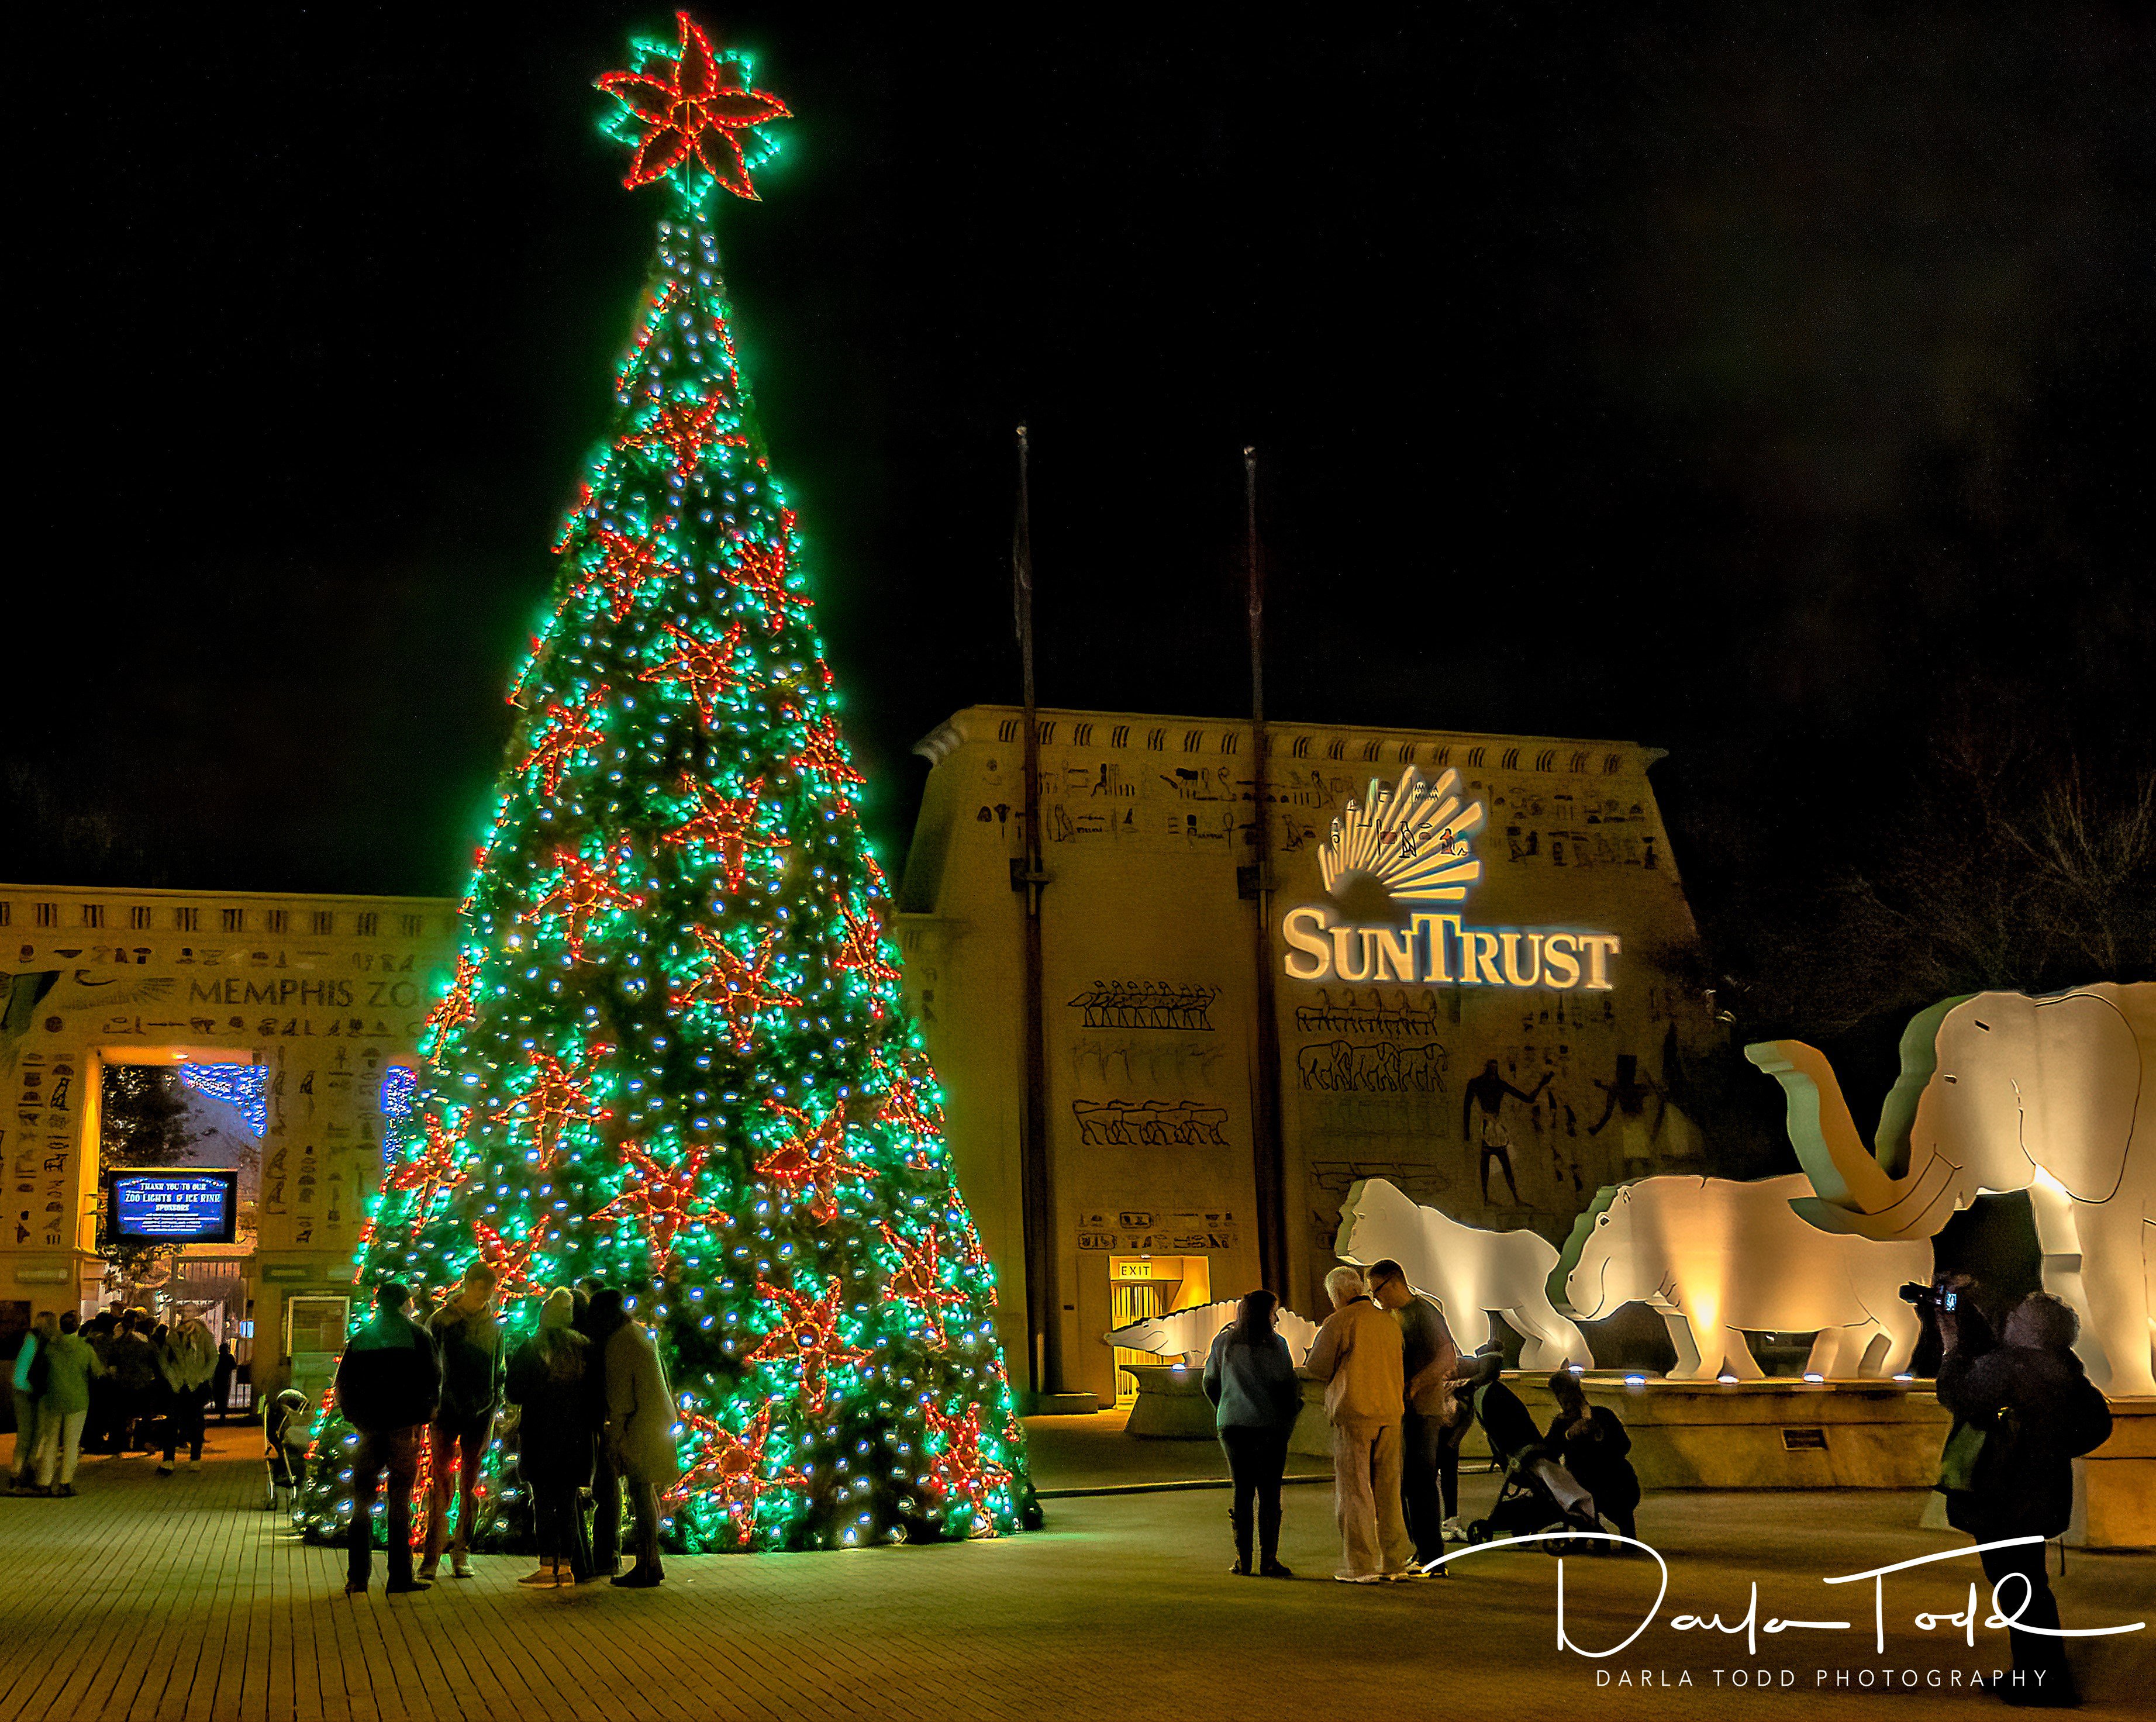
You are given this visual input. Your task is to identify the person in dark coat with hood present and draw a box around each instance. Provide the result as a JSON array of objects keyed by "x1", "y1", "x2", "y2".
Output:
[
  {"x1": 334, "y1": 1281, "x2": 442, "y2": 1595},
  {"x1": 575, "y1": 1283, "x2": 627, "y2": 1577},
  {"x1": 1936, "y1": 1283, "x2": 2114, "y2": 1709},
  {"x1": 507, "y1": 1286, "x2": 595, "y2": 1586}
]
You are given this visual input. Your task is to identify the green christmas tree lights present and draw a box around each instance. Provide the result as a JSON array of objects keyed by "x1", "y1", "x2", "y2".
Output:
[{"x1": 297, "y1": 11, "x2": 1037, "y2": 1554}]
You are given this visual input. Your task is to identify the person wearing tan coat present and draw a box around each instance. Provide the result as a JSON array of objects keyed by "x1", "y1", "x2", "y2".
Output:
[{"x1": 1301, "y1": 1265, "x2": 1418, "y2": 1583}]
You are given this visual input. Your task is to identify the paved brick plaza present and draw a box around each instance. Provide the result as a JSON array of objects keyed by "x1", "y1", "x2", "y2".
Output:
[{"x1": 2, "y1": 1419, "x2": 2151, "y2": 1722}]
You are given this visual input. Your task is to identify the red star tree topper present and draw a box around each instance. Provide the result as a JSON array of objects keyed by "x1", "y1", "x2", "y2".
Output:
[
  {"x1": 743, "y1": 1276, "x2": 871, "y2": 1416},
  {"x1": 520, "y1": 689, "x2": 610, "y2": 797},
  {"x1": 660, "y1": 775, "x2": 785, "y2": 893},
  {"x1": 640, "y1": 619, "x2": 750, "y2": 726},
  {"x1": 597, "y1": 11, "x2": 791, "y2": 200},
  {"x1": 756, "y1": 1097, "x2": 878, "y2": 1223},
  {"x1": 922, "y1": 1403, "x2": 1011, "y2": 1534},
  {"x1": 674, "y1": 926, "x2": 802, "y2": 1051},
  {"x1": 589, "y1": 1138, "x2": 729, "y2": 1275},
  {"x1": 878, "y1": 1221, "x2": 971, "y2": 1349},
  {"x1": 665, "y1": 1405, "x2": 808, "y2": 1544},
  {"x1": 483, "y1": 1044, "x2": 613, "y2": 1172},
  {"x1": 521, "y1": 844, "x2": 649, "y2": 963}
]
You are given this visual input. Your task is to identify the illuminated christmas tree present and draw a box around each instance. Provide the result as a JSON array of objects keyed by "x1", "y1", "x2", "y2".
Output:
[{"x1": 299, "y1": 12, "x2": 1036, "y2": 1552}]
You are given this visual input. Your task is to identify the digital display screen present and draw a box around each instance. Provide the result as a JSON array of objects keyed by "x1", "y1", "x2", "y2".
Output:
[{"x1": 108, "y1": 1171, "x2": 239, "y2": 1244}]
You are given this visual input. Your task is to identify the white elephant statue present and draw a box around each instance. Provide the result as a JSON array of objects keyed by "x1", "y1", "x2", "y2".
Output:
[
  {"x1": 1747, "y1": 983, "x2": 2155, "y2": 1397},
  {"x1": 1558, "y1": 1175, "x2": 1929, "y2": 1379},
  {"x1": 1102, "y1": 1299, "x2": 1321, "y2": 1366},
  {"x1": 1333, "y1": 1178, "x2": 1591, "y2": 1368}
]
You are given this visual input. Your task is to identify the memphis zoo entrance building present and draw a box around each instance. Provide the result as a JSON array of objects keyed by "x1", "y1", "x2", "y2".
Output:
[{"x1": 2, "y1": 706, "x2": 1710, "y2": 1414}]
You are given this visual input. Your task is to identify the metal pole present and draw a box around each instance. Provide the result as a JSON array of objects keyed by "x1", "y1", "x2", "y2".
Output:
[
  {"x1": 1013, "y1": 426, "x2": 1059, "y2": 1398},
  {"x1": 1244, "y1": 448, "x2": 1290, "y2": 1295}
]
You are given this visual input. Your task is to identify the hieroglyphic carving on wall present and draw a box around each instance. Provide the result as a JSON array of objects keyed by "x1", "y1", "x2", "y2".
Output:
[
  {"x1": 1069, "y1": 1038, "x2": 1227, "y2": 1091},
  {"x1": 1293, "y1": 987, "x2": 1443, "y2": 1038},
  {"x1": 1070, "y1": 1099, "x2": 1229, "y2": 1148},
  {"x1": 1066, "y1": 981, "x2": 1219, "y2": 1030},
  {"x1": 1295, "y1": 1039, "x2": 1448, "y2": 1093}
]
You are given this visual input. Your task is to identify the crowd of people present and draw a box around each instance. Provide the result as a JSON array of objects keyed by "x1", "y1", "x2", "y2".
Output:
[
  {"x1": 1202, "y1": 1259, "x2": 1640, "y2": 1583},
  {"x1": 9, "y1": 1305, "x2": 238, "y2": 1497},
  {"x1": 333, "y1": 1265, "x2": 680, "y2": 1596}
]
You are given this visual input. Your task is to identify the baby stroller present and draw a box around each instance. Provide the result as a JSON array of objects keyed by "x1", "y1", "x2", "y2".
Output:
[
  {"x1": 263, "y1": 1389, "x2": 312, "y2": 1513},
  {"x1": 1462, "y1": 1374, "x2": 1604, "y2": 1554}
]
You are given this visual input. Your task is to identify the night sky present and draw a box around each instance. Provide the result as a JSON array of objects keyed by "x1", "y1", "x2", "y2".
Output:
[{"x1": 12, "y1": 4, "x2": 2152, "y2": 1002}]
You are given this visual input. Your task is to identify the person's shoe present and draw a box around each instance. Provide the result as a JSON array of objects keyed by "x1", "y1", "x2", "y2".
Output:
[
  {"x1": 1332, "y1": 1571, "x2": 1385, "y2": 1585},
  {"x1": 515, "y1": 1565, "x2": 560, "y2": 1587},
  {"x1": 186, "y1": 1457, "x2": 201, "y2": 1471},
  {"x1": 1228, "y1": 1557, "x2": 1252, "y2": 1576},
  {"x1": 1440, "y1": 1517, "x2": 1468, "y2": 1544},
  {"x1": 1384, "y1": 1565, "x2": 1435, "y2": 1581},
  {"x1": 610, "y1": 1564, "x2": 664, "y2": 1589},
  {"x1": 1258, "y1": 1559, "x2": 1295, "y2": 1579},
  {"x1": 417, "y1": 1559, "x2": 440, "y2": 1582},
  {"x1": 156, "y1": 1463, "x2": 174, "y2": 1476},
  {"x1": 451, "y1": 1555, "x2": 473, "y2": 1579},
  {"x1": 343, "y1": 1580, "x2": 367, "y2": 1596},
  {"x1": 384, "y1": 1576, "x2": 432, "y2": 1595},
  {"x1": 57, "y1": 1484, "x2": 77, "y2": 1498}
]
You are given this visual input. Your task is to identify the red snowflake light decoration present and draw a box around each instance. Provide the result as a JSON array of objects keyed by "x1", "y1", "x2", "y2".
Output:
[
  {"x1": 573, "y1": 526, "x2": 677, "y2": 623},
  {"x1": 620, "y1": 388, "x2": 745, "y2": 480},
  {"x1": 878, "y1": 1221, "x2": 970, "y2": 1349},
  {"x1": 522, "y1": 845, "x2": 648, "y2": 963},
  {"x1": 639, "y1": 619, "x2": 749, "y2": 726},
  {"x1": 755, "y1": 1098, "x2": 878, "y2": 1224},
  {"x1": 725, "y1": 528, "x2": 812, "y2": 633},
  {"x1": 742, "y1": 1276, "x2": 871, "y2": 1416},
  {"x1": 660, "y1": 775, "x2": 786, "y2": 893},
  {"x1": 868, "y1": 1047, "x2": 943, "y2": 1146},
  {"x1": 787, "y1": 712, "x2": 866, "y2": 809},
  {"x1": 471, "y1": 1212, "x2": 554, "y2": 1299},
  {"x1": 589, "y1": 1138, "x2": 729, "y2": 1276},
  {"x1": 383, "y1": 1111, "x2": 470, "y2": 1220},
  {"x1": 484, "y1": 1044, "x2": 613, "y2": 1171},
  {"x1": 596, "y1": 12, "x2": 791, "y2": 201},
  {"x1": 520, "y1": 689, "x2": 610, "y2": 798},
  {"x1": 922, "y1": 1402, "x2": 1011, "y2": 1534},
  {"x1": 666, "y1": 1404, "x2": 808, "y2": 1543},
  {"x1": 425, "y1": 954, "x2": 481, "y2": 1041},
  {"x1": 833, "y1": 899, "x2": 901, "y2": 988},
  {"x1": 674, "y1": 926, "x2": 802, "y2": 1052}
]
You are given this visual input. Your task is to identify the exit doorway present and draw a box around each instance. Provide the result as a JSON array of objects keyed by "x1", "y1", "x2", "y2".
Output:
[{"x1": 1107, "y1": 1254, "x2": 1213, "y2": 1406}]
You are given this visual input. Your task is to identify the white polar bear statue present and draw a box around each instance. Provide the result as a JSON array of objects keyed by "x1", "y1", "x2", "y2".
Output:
[
  {"x1": 1102, "y1": 1299, "x2": 1322, "y2": 1367},
  {"x1": 1333, "y1": 1178, "x2": 1592, "y2": 1369},
  {"x1": 1558, "y1": 1175, "x2": 1930, "y2": 1380}
]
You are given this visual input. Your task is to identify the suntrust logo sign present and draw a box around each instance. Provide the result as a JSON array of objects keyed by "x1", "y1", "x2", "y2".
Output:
[{"x1": 1279, "y1": 765, "x2": 1622, "y2": 989}]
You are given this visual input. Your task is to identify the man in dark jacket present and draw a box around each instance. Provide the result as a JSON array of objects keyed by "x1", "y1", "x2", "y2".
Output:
[
  {"x1": 1936, "y1": 1285, "x2": 2114, "y2": 1709},
  {"x1": 423, "y1": 1262, "x2": 503, "y2": 1579},
  {"x1": 575, "y1": 1281, "x2": 626, "y2": 1576},
  {"x1": 334, "y1": 1281, "x2": 441, "y2": 1595}
]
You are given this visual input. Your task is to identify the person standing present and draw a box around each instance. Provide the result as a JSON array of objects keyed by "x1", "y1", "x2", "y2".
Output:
[
  {"x1": 1202, "y1": 1289, "x2": 1301, "y2": 1578},
  {"x1": 156, "y1": 1313, "x2": 219, "y2": 1475},
  {"x1": 1365, "y1": 1259, "x2": 1464, "y2": 1564},
  {"x1": 599, "y1": 1290, "x2": 679, "y2": 1588},
  {"x1": 10, "y1": 1313, "x2": 57, "y2": 1495},
  {"x1": 1301, "y1": 1265, "x2": 1416, "y2": 1583},
  {"x1": 1936, "y1": 1283, "x2": 2113, "y2": 1709},
  {"x1": 422, "y1": 1263, "x2": 504, "y2": 1580},
  {"x1": 1545, "y1": 1371, "x2": 1638, "y2": 1542},
  {"x1": 334, "y1": 1281, "x2": 442, "y2": 1596},
  {"x1": 577, "y1": 1283, "x2": 626, "y2": 1576},
  {"x1": 507, "y1": 1287, "x2": 596, "y2": 1586},
  {"x1": 32, "y1": 1313, "x2": 107, "y2": 1496},
  {"x1": 105, "y1": 1311, "x2": 158, "y2": 1455},
  {"x1": 211, "y1": 1342, "x2": 237, "y2": 1426}
]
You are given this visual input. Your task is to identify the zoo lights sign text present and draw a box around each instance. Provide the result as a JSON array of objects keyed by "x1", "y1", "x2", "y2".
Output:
[
  {"x1": 1282, "y1": 908, "x2": 1619, "y2": 989},
  {"x1": 1279, "y1": 764, "x2": 1620, "y2": 988}
]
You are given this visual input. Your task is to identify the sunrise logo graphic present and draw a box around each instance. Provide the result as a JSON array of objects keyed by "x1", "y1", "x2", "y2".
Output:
[{"x1": 1318, "y1": 765, "x2": 1485, "y2": 909}]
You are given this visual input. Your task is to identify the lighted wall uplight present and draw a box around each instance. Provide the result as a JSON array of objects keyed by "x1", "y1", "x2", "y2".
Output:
[
  {"x1": 1803, "y1": 1372, "x2": 1824, "y2": 1383},
  {"x1": 1568, "y1": 1364, "x2": 1586, "y2": 1374},
  {"x1": 1717, "y1": 1374, "x2": 1739, "y2": 1383},
  {"x1": 1893, "y1": 1373, "x2": 1914, "y2": 1382},
  {"x1": 1623, "y1": 1374, "x2": 1646, "y2": 1386}
]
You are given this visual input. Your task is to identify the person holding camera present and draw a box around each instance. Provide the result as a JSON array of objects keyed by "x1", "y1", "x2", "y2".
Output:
[{"x1": 1932, "y1": 1276, "x2": 2113, "y2": 1709}]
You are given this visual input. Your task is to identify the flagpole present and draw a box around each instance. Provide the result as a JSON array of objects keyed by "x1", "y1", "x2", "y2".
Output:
[
  {"x1": 1012, "y1": 425, "x2": 1058, "y2": 1400},
  {"x1": 1244, "y1": 448, "x2": 1290, "y2": 1296}
]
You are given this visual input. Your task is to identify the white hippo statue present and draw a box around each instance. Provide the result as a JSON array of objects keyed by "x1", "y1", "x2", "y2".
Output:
[
  {"x1": 1558, "y1": 1175, "x2": 1929, "y2": 1379},
  {"x1": 1747, "y1": 983, "x2": 2154, "y2": 1397},
  {"x1": 1334, "y1": 1178, "x2": 1591, "y2": 1368},
  {"x1": 1102, "y1": 1299, "x2": 1322, "y2": 1367}
]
